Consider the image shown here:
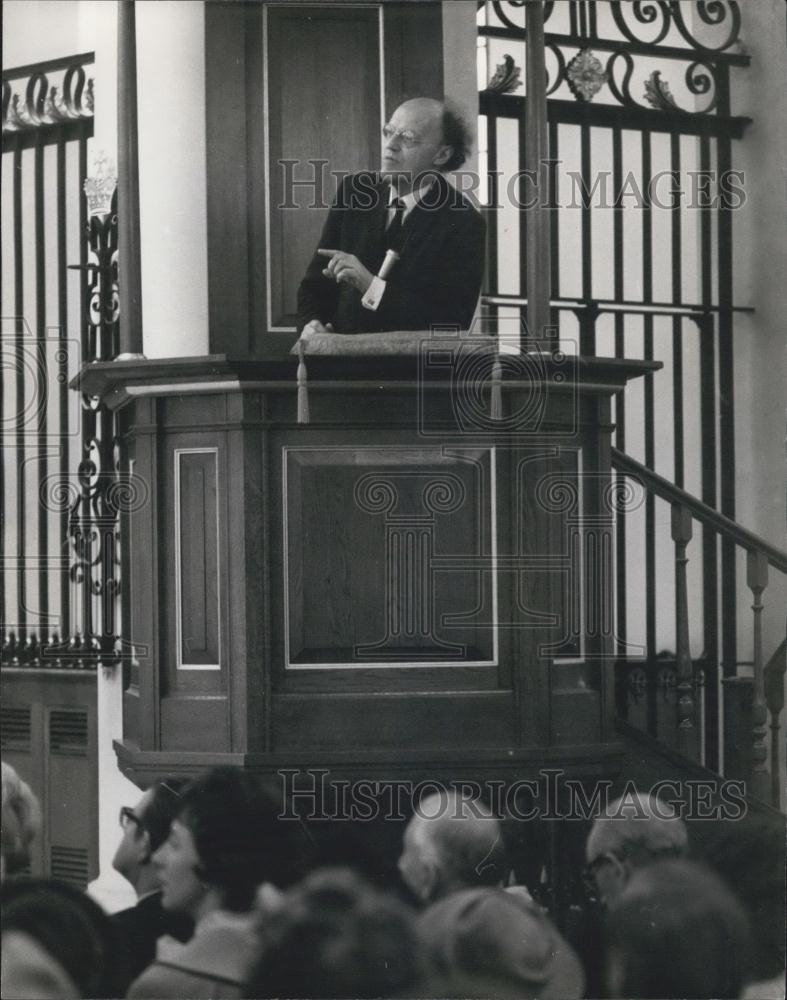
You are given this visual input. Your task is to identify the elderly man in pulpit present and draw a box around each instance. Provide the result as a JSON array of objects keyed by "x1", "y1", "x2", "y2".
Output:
[{"x1": 297, "y1": 97, "x2": 485, "y2": 335}]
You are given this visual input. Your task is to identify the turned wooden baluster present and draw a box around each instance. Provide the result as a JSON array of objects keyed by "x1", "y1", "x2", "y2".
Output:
[
  {"x1": 747, "y1": 548, "x2": 770, "y2": 802},
  {"x1": 764, "y1": 634, "x2": 786, "y2": 808},
  {"x1": 297, "y1": 341, "x2": 309, "y2": 424},
  {"x1": 672, "y1": 503, "x2": 695, "y2": 758}
]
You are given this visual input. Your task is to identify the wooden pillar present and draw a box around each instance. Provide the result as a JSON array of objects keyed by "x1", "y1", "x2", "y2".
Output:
[
  {"x1": 524, "y1": 0, "x2": 551, "y2": 350},
  {"x1": 117, "y1": 0, "x2": 144, "y2": 358}
]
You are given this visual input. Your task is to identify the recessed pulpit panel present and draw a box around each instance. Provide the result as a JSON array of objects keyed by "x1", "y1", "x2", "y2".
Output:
[{"x1": 282, "y1": 447, "x2": 496, "y2": 669}]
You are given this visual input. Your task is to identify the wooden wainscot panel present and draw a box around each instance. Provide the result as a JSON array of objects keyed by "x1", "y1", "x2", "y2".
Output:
[
  {"x1": 160, "y1": 440, "x2": 229, "y2": 752},
  {"x1": 160, "y1": 697, "x2": 229, "y2": 753},
  {"x1": 279, "y1": 445, "x2": 497, "y2": 674},
  {"x1": 272, "y1": 692, "x2": 514, "y2": 751},
  {"x1": 265, "y1": 4, "x2": 381, "y2": 328}
]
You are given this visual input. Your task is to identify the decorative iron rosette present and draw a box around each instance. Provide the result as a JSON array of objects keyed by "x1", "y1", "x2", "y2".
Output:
[{"x1": 566, "y1": 49, "x2": 607, "y2": 103}]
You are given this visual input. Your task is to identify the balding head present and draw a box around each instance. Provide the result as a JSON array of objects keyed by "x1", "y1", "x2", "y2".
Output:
[
  {"x1": 398, "y1": 791, "x2": 507, "y2": 905},
  {"x1": 586, "y1": 792, "x2": 688, "y2": 906},
  {"x1": 381, "y1": 98, "x2": 472, "y2": 192}
]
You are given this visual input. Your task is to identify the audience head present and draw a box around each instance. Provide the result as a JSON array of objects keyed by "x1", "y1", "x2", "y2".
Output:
[
  {"x1": 606, "y1": 859, "x2": 752, "y2": 999},
  {"x1": 698, "y1": 807, "x2": 786, "y2": 985},
  {"x1": 1, "y1": 877, "x2": 117, "y2": 998},
  {"x1": 154, "y1": 766, "x2": 289, "y2": 920},
  {"x1": 418, "y1": 887, "x2": 584, "y2": 999},
  {"x1": 399, "y1": 790, "x2": 508, "y2": 905},
  {"x1": 585, "y1": 791, "x2": 688, "y2": 906},
  {"x1": 1, "y1": 763, "x2": 41, "y2": 881},
  {"x1": 112, "y1": 778, "x2": 186, "y2": 892},
  {"x1": 245, "y1": 867, "x2": 426, "y2": 999}
]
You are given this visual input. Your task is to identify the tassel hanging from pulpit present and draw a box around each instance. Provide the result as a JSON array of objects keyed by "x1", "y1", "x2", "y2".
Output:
[
  {"x1": 297, "y1": 341, "x2": 309, "y2": 424},
  {"x1": 491, "y1": 354, "x2": 503, "y2": 421}
]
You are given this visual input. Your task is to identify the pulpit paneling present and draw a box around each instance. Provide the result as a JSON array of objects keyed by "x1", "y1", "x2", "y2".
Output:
[
  {"x1": 282, "y1": 446, "x2": 496, "y2": 670},
  {"x1": 160, "y1": 431, "x2": 231, "y2": 751}
]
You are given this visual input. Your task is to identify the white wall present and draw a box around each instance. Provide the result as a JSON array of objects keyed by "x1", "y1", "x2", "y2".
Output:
[
  {"x1": 3, "y1": 0, "x2": 95, "y2": 67},
  {"x1": 136, "y1": 0, "x2": 209, "y2": 358}
]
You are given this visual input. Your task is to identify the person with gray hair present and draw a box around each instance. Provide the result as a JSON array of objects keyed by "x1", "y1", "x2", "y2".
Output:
[
  {"x1": 297, "y1": 97, "x2": 484, "y2": 335},
  {"x1": 1, "y1": 762, "x2": 41, "y2": 880},
  {"x1": 584, "y1": 791, "x2": 688, "y2": 907},
  {"x1": 398, "y1": 790, "x2": 508, "y2": 905},
  {"x1": 400, "y1": 790, "x2": 585, "y2": 998}
]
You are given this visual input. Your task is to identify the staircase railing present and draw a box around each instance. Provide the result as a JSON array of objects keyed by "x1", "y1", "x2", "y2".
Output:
[{"x1": 611, "y1": 447, "x2": 787, "y2": 809}]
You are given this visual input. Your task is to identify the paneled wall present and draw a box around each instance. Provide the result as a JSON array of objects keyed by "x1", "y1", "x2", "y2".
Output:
[{"x1": 205, "y1": 1, "x2": 444, "y2": 348}]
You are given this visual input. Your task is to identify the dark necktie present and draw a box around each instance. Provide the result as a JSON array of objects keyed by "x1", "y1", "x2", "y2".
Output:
[{"x1": 386, "y1": 197, "x2": 405, "y2": 245}]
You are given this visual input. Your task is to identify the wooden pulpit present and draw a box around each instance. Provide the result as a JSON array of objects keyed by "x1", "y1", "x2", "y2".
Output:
[{"x1": 75, "y1": 339, "x2": 658, "y2": 787}]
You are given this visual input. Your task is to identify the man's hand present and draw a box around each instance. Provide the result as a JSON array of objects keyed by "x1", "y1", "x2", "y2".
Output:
[
  {"x1": 317, "y1": 249, "x2": 373, "y2": 294},
  {"x1": 301, "y1": 319, "x2": 335, "y2": 336}
]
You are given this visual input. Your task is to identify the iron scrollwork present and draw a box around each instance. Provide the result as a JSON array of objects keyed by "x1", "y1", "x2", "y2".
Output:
[
  {"x1": 3, "y1": 58, "x2": 94, "y2": 133},
  {"x1": 49, "y1": 180, "x2": 124, "y2": 672}
]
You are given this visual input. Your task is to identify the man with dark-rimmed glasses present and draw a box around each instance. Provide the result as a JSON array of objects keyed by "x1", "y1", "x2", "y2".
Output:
[
  {"x1": 297, "y1": 97, "x2": 485, "y2": 334},
  {"x1": 584, "y1": 791, "x2": 688, "y2": 908},
  {"x1": 111, "y1": 779, "x2": 192, "y2": 992}
]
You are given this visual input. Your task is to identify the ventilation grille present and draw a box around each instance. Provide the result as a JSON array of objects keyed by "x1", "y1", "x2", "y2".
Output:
[
  {"x1": 1, "y1": 705, "x2": 32, "y2": 750},
  {"x1": 50, "y1": 845, "x2": 89, "y2": 887},
  {"x1": 48, "y1": 709, "x2": 88, "y2": 756}
]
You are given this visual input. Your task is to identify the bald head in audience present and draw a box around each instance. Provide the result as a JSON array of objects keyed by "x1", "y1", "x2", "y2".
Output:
[
  {"x1": 1, "y1": 763, "x2": 41, "y2": 881},
  {"x1": 398, "y1": 790, "x2": 507, "y2": 905},
  {"x1": 585, "y1": 791, "x2": 688, "y2": 907}
]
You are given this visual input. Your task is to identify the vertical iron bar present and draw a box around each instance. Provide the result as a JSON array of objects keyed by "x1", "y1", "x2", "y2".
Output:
[
  {"x1": 486, "y1": 110, "x2": 499, "y2": 304},
  {"x1": 588, "y1": 0, "x2": 597, "y2": 37},
  {"x1": 716, "y1": 67, "x2": 737, "y2": 683},
  {"x1": 524, "y1": 1, "x2": 551, "y2": 350},
  {"x1": 548, "y1": 120, "x2": 560, "y2": 327},
  {"x1": 35, "y1": 137, "x2": 49, "y2": 637},
  {"x1": 569, "y1": 1, "x2": 578, "y2": 36},
  {"x1": 612, "y1": 126, "x2": 626, "y2": 667},
  {"x1": 57, "y1": 134, "x2": 70, "y2": 640},
  {"x1": 14, "y1": 146, "x2": 27, "y2": 638},
  {"x1": 578, "y1": 0, "x2": 588, "y2": 37},
  {"x1": 642, "y1": 131, "x2": 657, "y2": 737},
  {"x1": 698, "y1": 134, "x2": 719, "y2": 727},
  {"x1": 579, "y1": 121, "x2": 593, "y2": 355},
  {"x1": 118, "y1": 0, "x2": 144, "y2": 356},
  {"x1": 670, "y1": 133, "x2": 684, "y2": 490},
  {"x1": 518, "y1": 108, "x2": 528, "y2": 315},
  {"x1": 79, "y1": 137, "x2": 88, "y2": 358}
]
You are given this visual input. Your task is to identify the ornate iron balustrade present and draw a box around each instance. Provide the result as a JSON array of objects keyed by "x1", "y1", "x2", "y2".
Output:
[
  {"x1": 476, "y1": 0, "x2": 754, "y2": 776},
  {"x1": 3, "y1": 52, "x2": 94, "y2": 138},
  {"x1": 1, "y1": 53, "x2": 122, "y2": 673},
  {"x1": 480, "y1": 1, "x2": 747, "y2": 118}
]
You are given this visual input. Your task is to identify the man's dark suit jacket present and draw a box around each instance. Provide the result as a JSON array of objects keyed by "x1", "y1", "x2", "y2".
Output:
[
  {"x1": 297, "y1": 172, "x2": 485, "y2": 334},
  {"x1": 111, "y1": 890, "x2": 193, "y2": 992}
]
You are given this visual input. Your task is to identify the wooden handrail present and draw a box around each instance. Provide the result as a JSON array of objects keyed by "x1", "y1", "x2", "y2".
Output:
[{"x1": 611, "y1": 448, "x2": 787, "y2": 574}]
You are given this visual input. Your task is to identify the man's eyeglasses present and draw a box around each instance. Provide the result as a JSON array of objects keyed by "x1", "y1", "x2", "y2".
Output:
[
  {"x1": 581, "y1": 852, "x2": 619, "y2": 894},
  {"x1": 382, "y1": 125, "x2": 424, "y2": 149},
  {"x1": 119, "y1": 806, "x2": 142, "y2": 831}
]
